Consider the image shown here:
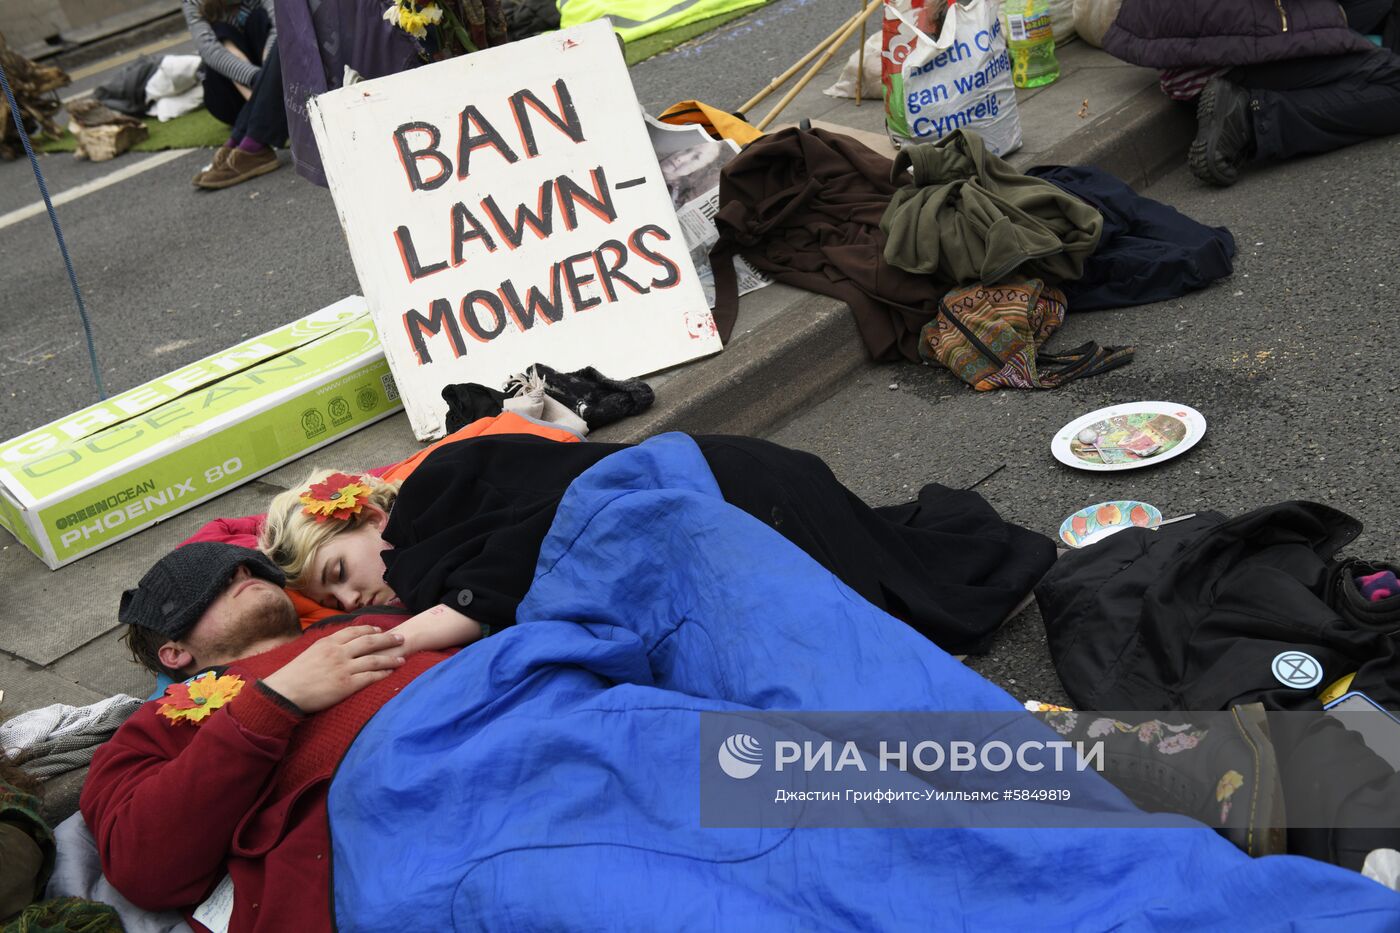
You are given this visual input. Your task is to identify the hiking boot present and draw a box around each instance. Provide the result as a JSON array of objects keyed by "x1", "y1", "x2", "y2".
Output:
[
  {"x1": 1188, "y1": 78, "x2": 1255, "y2": 187},
  {"x1": 192, "y1": 144, "x2": 234, "y2": 186},
  {"x1": 195, "y1": 146, "x2": 279, "y2": 190},
  {"x1": 1036, "y1": 704, "x2": 1286, "y2": 856}
]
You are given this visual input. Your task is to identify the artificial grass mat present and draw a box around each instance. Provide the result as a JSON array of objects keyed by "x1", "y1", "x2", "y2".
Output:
[
  {"x1": 37, "y1": 107, "x2": 228, "y2": 153},
  {"x1": 35, "y1": 9, "x2": 759, "y2": 154}
]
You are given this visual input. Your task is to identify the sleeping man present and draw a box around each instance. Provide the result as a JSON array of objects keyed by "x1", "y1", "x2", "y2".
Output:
[
  {"x1": 84, "y1": 435, "x2": 1400, "y2": 932},
  {"x1": 81, "y1": 542, "x2": 476, "y2": 932}
]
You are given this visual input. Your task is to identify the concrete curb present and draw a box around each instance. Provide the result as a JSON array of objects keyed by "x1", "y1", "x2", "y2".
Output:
[
  {"x1": 603, "y1": 86, "x2": 1199, "y2": 443},
  {"x1": 1034, "y1": 85, "x2": 1198, "y2": 189},
  {"x1": 597, "y1": 293, "x2": 868, "y2": 443},
  {"x1": 22, "y1": 1, "x2": 183, "y2": 63}
]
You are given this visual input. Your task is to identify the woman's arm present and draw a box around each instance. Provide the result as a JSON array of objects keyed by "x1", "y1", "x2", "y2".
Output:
[
  {"x1": 394, "y1": 604, "x2": 485, "y2": 655},
  {"x1": 181, "y1": 0, "x2": 260, "y2": 87}
]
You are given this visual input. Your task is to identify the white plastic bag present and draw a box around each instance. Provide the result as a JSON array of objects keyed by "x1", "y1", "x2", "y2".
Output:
[
  {"x1": 1072, "y1": 0, "x2": 1122, "y2": 48},
  {"x1": 1048, "y1": 0, "x2": 1076, "y2": 43},
  {"x1": 882, "y1": 0, "x2": 1022, "y2": 155},
  {"x1": 824, "y1": 32, "x2": 883, "y2": 100},
  {"x1": 145, "y1": 54, "x2": 204, "y2": 122},
  {"x1": 144, "y1": 54, "x2": 201, "y2": 98}
]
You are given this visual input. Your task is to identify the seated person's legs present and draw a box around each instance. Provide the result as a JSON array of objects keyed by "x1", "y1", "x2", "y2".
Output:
[
  {"x1": 195, "y1": 6, "x2": 284, "y2": 189},
  {"x1": 1243, "y1": 49, "x2": 1400, "y2": 159},
  {"x1": 1191, "y1": 48, "x2": 1400, "y2": 185},
  {"x1": 200, "y1": 28, "x2": 253, "y2": 126},
  {"x1": 231, "y1": 43, "x2": 288, "y2": 151}
]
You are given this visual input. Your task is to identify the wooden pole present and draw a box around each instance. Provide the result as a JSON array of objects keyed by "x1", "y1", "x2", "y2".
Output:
[
  {"x1": 756, "y1": 0, "x2": 881, "y2": 131},
  {"x1": 855, "y1": 0, "x2": 868, "y2": 107},
  {"x1": 737, "y1": 9, "x2": 864, "y2": 115}
]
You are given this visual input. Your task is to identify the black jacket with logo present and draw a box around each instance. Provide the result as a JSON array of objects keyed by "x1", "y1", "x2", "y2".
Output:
[{"x1": 1036, "y1": 500, "x2": 1400, "y2": 868}]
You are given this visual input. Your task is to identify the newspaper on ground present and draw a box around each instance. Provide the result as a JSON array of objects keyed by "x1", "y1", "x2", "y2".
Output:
[{"x1": 645, "y1": 114, "x2": 770, "y2": 308}]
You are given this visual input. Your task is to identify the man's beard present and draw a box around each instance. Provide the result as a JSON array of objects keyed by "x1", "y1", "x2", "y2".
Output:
[{"x1": 199, "y1": 591, "x2": 301, "y2": 662}]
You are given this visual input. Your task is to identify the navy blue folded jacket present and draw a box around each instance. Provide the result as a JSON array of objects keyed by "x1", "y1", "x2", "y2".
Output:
[{"x1": 1028, "y1": 164, "x2": 1236, "y2": 311}]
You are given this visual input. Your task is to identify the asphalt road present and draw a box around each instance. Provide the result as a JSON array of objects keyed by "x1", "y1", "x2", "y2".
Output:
[
  {"x1": 4, "y1": 9, "x2": 1397, "y2": 705},
  {"x1": 0, "y1": 0, "x2": 854, "y2": 440},
  {"x1": 767, "y1": 135, "x2": 1400, "y2": 706}
]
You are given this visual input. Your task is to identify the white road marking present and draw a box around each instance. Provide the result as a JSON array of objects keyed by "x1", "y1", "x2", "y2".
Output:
[
  {"x1": 66, "y1": 34, "x2": 192, "y2": 82},
  {"x1": 0, "y1": 149, "x2": 192, "y2": 232}
]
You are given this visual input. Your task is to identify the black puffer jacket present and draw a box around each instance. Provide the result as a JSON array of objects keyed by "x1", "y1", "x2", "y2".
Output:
[{"x1": 1103, "y1": 0, "x2": 1373, "y2": 68}]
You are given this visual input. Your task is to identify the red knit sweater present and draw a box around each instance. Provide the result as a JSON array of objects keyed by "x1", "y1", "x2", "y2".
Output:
[{"x1": 81, "y1": 612, "x2": 455, "y2": 933}]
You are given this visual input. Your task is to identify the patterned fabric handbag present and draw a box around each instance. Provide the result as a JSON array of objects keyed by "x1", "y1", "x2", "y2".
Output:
[{"x1": 920, "y1": 279, "x2": 1133, "y2": 390}]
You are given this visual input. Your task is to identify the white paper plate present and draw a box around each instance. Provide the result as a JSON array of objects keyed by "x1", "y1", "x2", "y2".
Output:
[
  {"x1": 1058, "y1": 500, "x2": 1163, "y2": 547},
  {"x1": 1051, "y1": 402, "x2": 1207, "y2": 472}
]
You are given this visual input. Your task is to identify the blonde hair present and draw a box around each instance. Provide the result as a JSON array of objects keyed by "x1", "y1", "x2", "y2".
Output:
[{"x1": 259, "y1": 468, "x2": 401, "y2": 588}]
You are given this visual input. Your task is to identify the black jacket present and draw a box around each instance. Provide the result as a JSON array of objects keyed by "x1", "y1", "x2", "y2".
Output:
[
  {"x1": 381, "y1": 433, "x2": 1056, "y2": 653},
  {"x1": 1036, "y1": 501, "x2": 1400, "y2": 869},
  {"x1": 1036, "y1": 500, "x2": 1400, "y2": 712}
]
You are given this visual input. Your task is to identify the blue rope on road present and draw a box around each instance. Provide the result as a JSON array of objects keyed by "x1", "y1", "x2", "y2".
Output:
[{"x1": 0, "y1": 56, "x2": 107, "y2": 400}]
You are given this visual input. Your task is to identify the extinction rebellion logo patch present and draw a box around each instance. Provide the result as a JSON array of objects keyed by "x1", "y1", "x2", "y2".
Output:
[{"x1": 1271, "y1": 651, "x2": 1322, "y2": 689}]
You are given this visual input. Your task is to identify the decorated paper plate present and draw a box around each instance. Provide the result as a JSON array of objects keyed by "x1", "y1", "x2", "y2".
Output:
[
  {"x1": 1059, "y1": 500, "x2": 1162, "y2": 548},
  {"x1": 1051, "y1": 402, "x2": 1207, "y2": 472}
]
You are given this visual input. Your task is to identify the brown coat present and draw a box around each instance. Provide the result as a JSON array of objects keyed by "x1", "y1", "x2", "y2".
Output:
[{"x1": 710, "y1": 127, "x2": 941, "y2": 363}]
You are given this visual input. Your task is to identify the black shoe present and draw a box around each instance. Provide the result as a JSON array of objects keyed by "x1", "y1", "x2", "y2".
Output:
[
  {"x1": 1188, "y1": 78, "x2": 1255, "y2": 187},
  {"x1": 518, "y1": 363, "x2": 654, "y2": 430}
]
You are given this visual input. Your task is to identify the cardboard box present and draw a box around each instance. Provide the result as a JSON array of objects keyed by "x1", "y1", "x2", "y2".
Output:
[{"x1": 0, "y1": 297, "x2": 403, "y2": 569}]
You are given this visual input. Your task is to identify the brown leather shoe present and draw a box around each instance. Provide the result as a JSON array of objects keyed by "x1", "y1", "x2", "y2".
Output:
[
  {"x1": 195, "y1": 146, "x2": 279, "y2": 190},
  {"x1": 192, "y1": 144, "x2": 234, "y2": 186}
]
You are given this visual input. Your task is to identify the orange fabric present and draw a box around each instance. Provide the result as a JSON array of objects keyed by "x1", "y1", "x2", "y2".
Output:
[
  {"x1": 658, "y1": 100, "x2": 763, "y2": 146},
  {"x1": 291, "y1": 591, "x2": 342, "y2": 627},
  {"x1": 379, "y1": 412, "x2": 582, "y2": 484}
]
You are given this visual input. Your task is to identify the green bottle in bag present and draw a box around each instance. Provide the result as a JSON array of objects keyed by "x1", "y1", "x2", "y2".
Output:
[{"x1": 1004, "y1": 0, "x2": 1059, "y2": 88}]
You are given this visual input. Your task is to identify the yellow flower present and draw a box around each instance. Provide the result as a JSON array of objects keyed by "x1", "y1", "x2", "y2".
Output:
[
  {"x1": 1215, "y1": 770, "x2": 1244, "y2": 802},
  {"x1": 159, "y1": 672, "x2": 245, "y2": 725},
  {"x1": 394, "y1": 1, "x2": 443, "y2": 39}
]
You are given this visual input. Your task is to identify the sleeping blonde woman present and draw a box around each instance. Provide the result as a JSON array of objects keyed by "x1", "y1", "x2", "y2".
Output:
[
  {"x1": 259, "y1": 468, "x2": 484, "y2": 650},
  {"x1": 259, "y1": 432, "x2": 1056, "y2": 655}
]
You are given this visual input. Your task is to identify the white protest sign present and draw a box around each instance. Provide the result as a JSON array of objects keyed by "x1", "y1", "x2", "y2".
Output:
[{"x1": 309, "y1": 20, "x2": 722, "y2": 439}]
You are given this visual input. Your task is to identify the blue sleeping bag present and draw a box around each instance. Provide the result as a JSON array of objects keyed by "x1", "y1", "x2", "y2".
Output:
[{"x1": 329, "y1": 433, "x2": 1400, "y2": 930}]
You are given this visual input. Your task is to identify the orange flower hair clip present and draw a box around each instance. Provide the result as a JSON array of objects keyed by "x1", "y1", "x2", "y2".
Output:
[
  {"x1": 299, "y1": 472, "x2": 372, "y2": 522},
  {"x1": 159, "y1": 672, "x2": 244, "y2": 725}
]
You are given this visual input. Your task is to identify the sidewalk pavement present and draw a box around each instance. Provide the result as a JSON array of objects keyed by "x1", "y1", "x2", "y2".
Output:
[
  {"x1": 0, "y1": 34, "x2": 1197, "y2": 819},
  {"x1": 14, "y1": 0, "x2": 182, "y2": 63}
]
